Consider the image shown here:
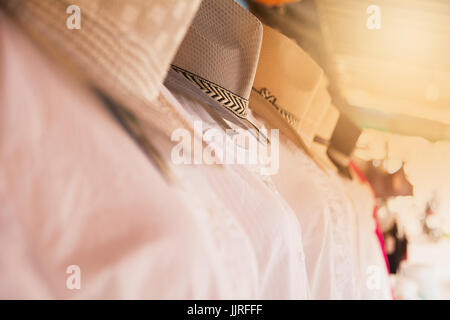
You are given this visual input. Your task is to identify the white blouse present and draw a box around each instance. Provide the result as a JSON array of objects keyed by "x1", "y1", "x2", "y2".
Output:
[
  {"x1": 157, "y1": 87, "x2": 310, "y2": 299},
  {"x1": 252, "y1": 111, "x2": 358, "y2": 299}
]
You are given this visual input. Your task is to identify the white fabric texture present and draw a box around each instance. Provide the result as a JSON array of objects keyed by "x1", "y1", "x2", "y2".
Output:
[
  {"x1": 250, "y1": 93, "x2": 357, "y2": 299},
  {"x1": 1, "y1": 0, "x2": 201, "y2": 104},
  {"x1": 0, "y1": 13, "x2": 235, "y2": 299},
  {"x1": 0, "y1": 0, "x2": 376, "y2": 300}
]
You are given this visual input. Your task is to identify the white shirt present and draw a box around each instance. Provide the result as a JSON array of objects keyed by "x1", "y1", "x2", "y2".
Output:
[{"x1": 0, "y1": 15, "x2": 233, "y2": 299}]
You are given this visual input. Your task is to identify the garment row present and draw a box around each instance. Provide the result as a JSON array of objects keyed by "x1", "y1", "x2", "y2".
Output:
[{"x1": 0, "y1": 0, "x2": 391, "y2": 299}]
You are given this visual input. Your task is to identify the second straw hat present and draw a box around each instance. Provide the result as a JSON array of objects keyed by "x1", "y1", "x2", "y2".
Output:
[{"x1": 165, "y1": 0, "x2": 264, "y2": 131}]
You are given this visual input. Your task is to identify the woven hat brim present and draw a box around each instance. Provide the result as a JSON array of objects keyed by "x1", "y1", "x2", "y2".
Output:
[{"x1": 165, "y1": 68, "x2": 268, "y2": 142}]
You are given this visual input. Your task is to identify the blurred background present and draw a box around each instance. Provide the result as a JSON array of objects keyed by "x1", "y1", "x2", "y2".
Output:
[{"x1": 245, "y1": 0, "x2": 450, "y2": 299}]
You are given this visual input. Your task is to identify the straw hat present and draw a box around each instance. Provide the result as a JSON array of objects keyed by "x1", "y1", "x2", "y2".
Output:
[
  {"x1": 250, "y1": 24, "x2": 336, "y2": 166},
  {"x1": 165, "y1": 0, "x2": 264, "y2": 132},
  {"x1": 1, "y1": 0, "x2": 202, "y2": 180}
]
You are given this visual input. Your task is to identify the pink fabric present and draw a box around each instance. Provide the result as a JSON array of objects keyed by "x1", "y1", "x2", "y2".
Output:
[{"x1": 0, "y1": 15, "x2": 233, "y2": 299}]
